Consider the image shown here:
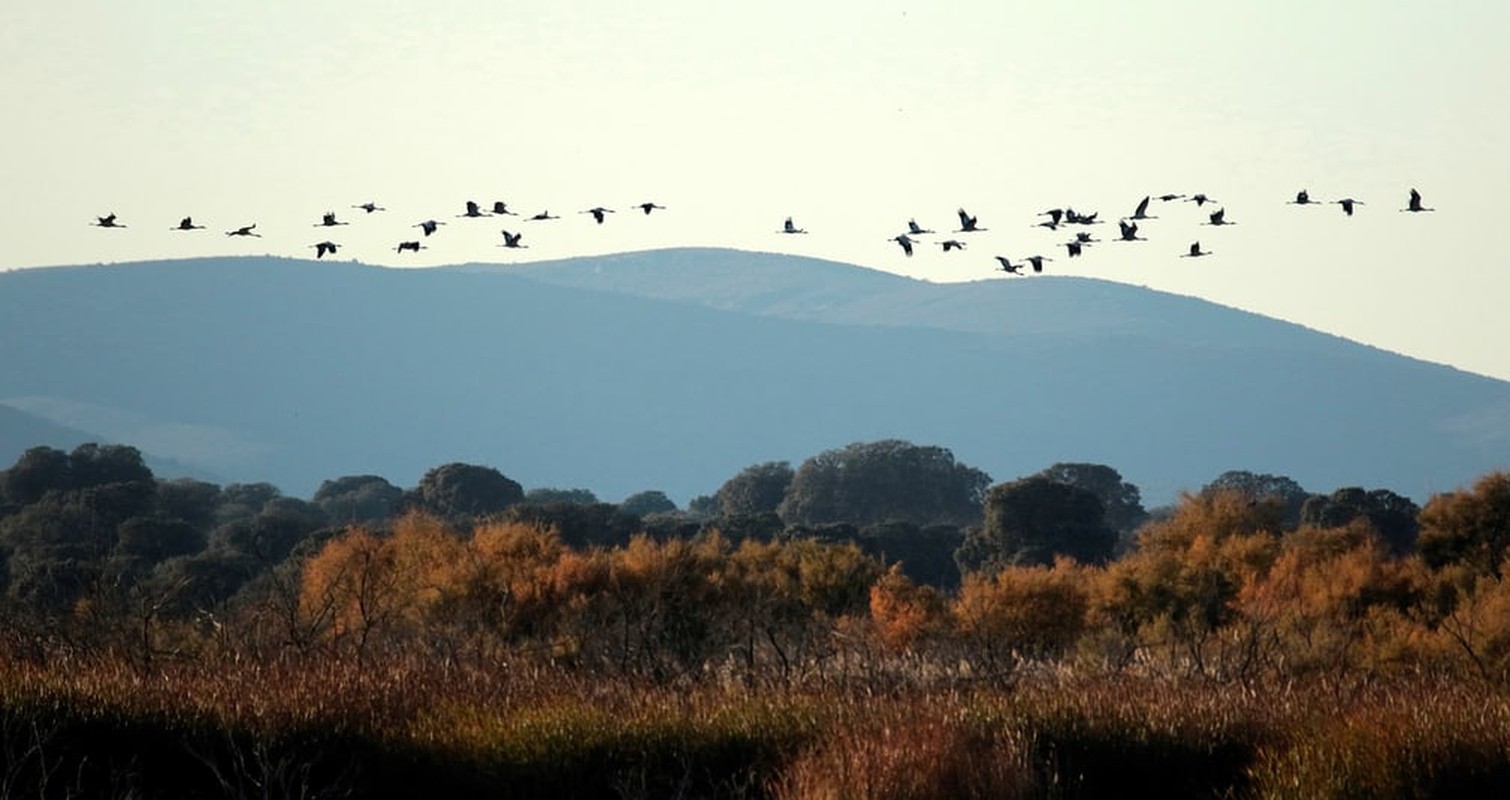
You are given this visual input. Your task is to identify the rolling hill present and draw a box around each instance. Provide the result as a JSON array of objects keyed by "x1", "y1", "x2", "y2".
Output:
[{"x1": 1, "y1": 248, "x2": 1506, "y2": 504}]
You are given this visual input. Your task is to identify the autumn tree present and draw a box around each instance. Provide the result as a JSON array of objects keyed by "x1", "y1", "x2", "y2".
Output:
[
  {"x1": 1418, "y1": 472, "x2": 1510, "y2": 578},
  {"x1": 778, "y1": 440, "x2": 990, "y2": 528},
  {"x1": 1201, "y1": 470, "x2": 1313, "y2": 531},
  {"x1": 953, "y1": 558, "x2": 1090, "y2": 669}
]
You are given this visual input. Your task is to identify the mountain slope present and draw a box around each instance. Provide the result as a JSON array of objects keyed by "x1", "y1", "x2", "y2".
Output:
[{"x1": 2, "y1": 251, "x2": 1506, "y2": 504}]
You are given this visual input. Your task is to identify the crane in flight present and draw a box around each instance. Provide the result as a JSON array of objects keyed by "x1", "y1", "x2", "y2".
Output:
[
  {"x1": 352, "y1": 202, "x2": 386, "y2": 214},
  {"x1": 458, "y1": 201, "x2": 490, "y2": 218},
  {"x1": 92, "y1": 213, "x2": 126, "y2": 228},
  {"x1": 1334, "y1": 198, "x2": 1364, "y2": 216},
  {"x1": 1116, "y1": 220, "x2": 1146, "y2": 241},
  {"x1": 171, "y1": 217, "x2": 204, "y2": 231},
  {"x1": 779, "y1": 217, "x2": 807, "y2": 234},
  {"x1": 1024, "y1": 254, "x2": 1052, "y2": 273},
  {"x1": 1203, "y1": 208, "x2": 1234, "y2": 226},
  {"x1": 890, "y1": 234, "x2": 917, "y2": 256},
  {"x1": 1180, "y1": 241, "x2": 1211, "y2": 258},
  {"x1": 415, "y1": 219, "x2": 445, "y2": 236},
  {"x1": 906, "y1": 219, "x2": 934, "y2": 235},
  {"x1": 995, "y1": 256, "x2": 1024, "y2": 274},
  {"x1": 315, "y1": 212, "x2": 349, "y2": 227},
  {"x1": 1286, "y1": 190, "x2": 1319, "y2": 205},
  {"x1": 311, "y1": 241, "x2": 340, "y2": 259},
  {"x1": 226, "y1": 224, "x2": 260, "y2": 237},
  {"x1": 396, "y1": 240, "x2": 426, "y2": 253},
  {"x1": 1125, "y1": 196, "x2": 1156, "y2": 221},
  {"x1": 634, "y1": 202, "x2": 667, "y2": 215},
  {"x1": 939, "y1": 239, "x2": 966, "y2": 252},
  {"x1": 1402, "y1": 188, "x2": 1434, "y2": 212},
  {"x1": 500, "y1": 230, "x2": 527, "y2": 248},
  {"x1": 955, "y1": 208, "x2": 985, "y2": 232},
  {"x1": 527, "y1": 210, "x2": 560, "y2": 221}
]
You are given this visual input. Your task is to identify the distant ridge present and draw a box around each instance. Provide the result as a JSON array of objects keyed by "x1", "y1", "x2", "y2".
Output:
[{"x1": 2, "y1": 250, "x2": 1507, "y2": 504}]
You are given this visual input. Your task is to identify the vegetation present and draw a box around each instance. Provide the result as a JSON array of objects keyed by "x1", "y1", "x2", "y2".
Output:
[{"x1": 3, "y1": 441, "x2": 1510, "y2": 797}]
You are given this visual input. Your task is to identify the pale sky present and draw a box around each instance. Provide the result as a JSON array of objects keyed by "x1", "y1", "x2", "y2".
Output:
[{"x1": 4, "y1": 2, "x2": 1509, "y2": 379}]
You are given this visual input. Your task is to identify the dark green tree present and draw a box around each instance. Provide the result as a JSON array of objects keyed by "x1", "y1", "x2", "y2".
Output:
[
  {"x1": 1300, "y1": 486, "x2": 1420, "y2": 555},
  {"x1": 312, "y1": 474, "x2": 403, "y2": 524},
  {"x1": 1201, "y1": 470, "x2": 1313, "y2": 530},
  {"x1": 1033, "y1": 462, "x2": 1148, "y2": 538},
  {"x1": 957, "y1": 476, "x2": 1116, "y2": 574},
  {"x1": 714, "y1": 461, "x2": 794, "y2": 518},
  {"x1": 504, "y1": 501, "x2": 642, "y2": 549},
  {"x1": 154, "y1": 478, "x2": 223, "y2": 532},
  {"x1": 1, "y1": 446, "x2": 71, "y2": 505},
  {"x1": 778, "y1": 440, "x2": 990, "y2": 528},
  {"x1": 620, "y1": 490, "x2": 677, "y2": 517},
  {"x1": 525, "y1": 487, "x2": 600, "y2": 505},
  {"x1": 410, "y1": 462, "x2": 524, "y2": 519}
]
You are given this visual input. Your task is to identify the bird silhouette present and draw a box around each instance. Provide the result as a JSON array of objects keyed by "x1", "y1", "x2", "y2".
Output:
[
  {"x1": 527, "y1": 210, "x2": 560, "y2": 221},
  {"x1": 226, "y1": 224, "x2": 260, "y2": 237},
  {"x1": 1040, "y1": 208, "x2": 1065, "y2": 226},
  {"x1": 635, "y1": 202, "x2": 666, "y2": 215},
  {"x1": 491, "y1": 201, "x2": 518, "y2": 216},
  {"x1": 955, "y1": 208, "x2": 985, "y2": 232},
  {"x1": 311, "y1": 241, "x2": 339, "y2": 259},
  {"x1": 458, "y1": 201, "x2": 490, "y2": 218},
  {"x1": 395, "y1": 240, "x2": 426, "y2": 253},
  {"x1": 1402, "y1": 188, "x2": 1434, "y2": 213},
  {"x1": 1126, "y1": 196, "x2": 1156, "y2": 220},
  {"x1": 1203, "y1": 208, "x2": 1234, "y2": 226},
  {"x1": 1066, "y1": 209, "x2": 1100, "y2": 225},
  {"x1": 1063, "y1": 241, "x2": 1084, "y2": 258},
  {"x1": 906, "y1": 219, "x2": 934, "y2": 235},
  {"x1": 779, "y1": 217, "x2": 807, "y2": 234},
  {"x1": 1156, "y1": 193, "x2": 1186, "y2": 202},
  {"x1": 500, "y1": 230, "x2": 527, "y2": 248},
  {"x1": 315, "y1": 212, "x2": 349, "y2": 227},
  {"x1": 1186, "y1": 193, "x2": 1217, "y2": 207},
  {"x1": 1286, "y1": 190, "x2": 1319, "y2": 205},
  {"x1": 1181, "y1": 241, "x2": 1211, "y2": 257},
  {"x1": 415, "y1": 219, "x2": 445, "y2": 236},
  {"x1": 582, "y1": 207, "x2": 614, "y2": 224},
  {"x1": 1117, "y1": 220, "x2": 1145, "y2": 241},
  {"x1": 171, "y1": 217, "x2": 204, "y2": 231},
  {"x1": 92, "y1": 213, "x2": 126, "y2": 228},
  {"x1": 352, "y1": 202, "x2": 386, "y2": 214},
  {"x1": 940, "y1": 239, "x2": 966, "y2": 252},
  {"x1": 1074, "y1": 231, "x2": 1099, "y2": 244},
  {"x1": 1335, "y1": 198, "x2": 1365, "y2": 216},
  {"x1": 891, "y1": 234, "x2": 917, "y2": 257},
  {"x1": 995, "y1": 256, "x2": 1024, "y2": 274},
  {"x1": 1024, "y1": 255, "x2": 1052, "y2": 273}
]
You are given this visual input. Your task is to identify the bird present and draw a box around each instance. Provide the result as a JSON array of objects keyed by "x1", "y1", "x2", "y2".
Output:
[
  {"x1": 955, "y1": 208, "x2": 985, "y2": 232},
  {"x1": 1063, "y1": 241, "x2": 1084, "y2": 258},
  {"x1": 1156, "y1": 193, "x2": 1186, "y2": 202},
  {"x1": 1186, "y1": 193, "x2": 1217, "y2": 207},
  {"x1": 311, "y1": 241, "x2": 339, "y2": 259},
  {"x1": 890, "y1": 234, "x2": 917, "y2": 257},
  {"x1": 779, "y1": 217, "x2": 807, "y2": 234},
  {"x1": 352, "y1": 202, "x2": 386, "y2": 214},
  {"x1": 415, "y1": 219, "x2": 445, "y2": 236},
  {"x1": 1335, "y1": 198, "x2": 1365, "y2": 216},
  {"x1": 1066, "y1": 209, "x2": 1100, "y2": 225},
  {"x1": 994, "y1": 256, "x2": 1024, "y2": 274},
  {"x1": 226, "y1": 224, "x2": 260, "y2": 237},
  {"x1": 634, "y1": 202, "x2": 666, "y2": 215},
  {"x1": 1402, "y1": 188, "x2": 1434, "y2": 213},
  {"x1": 582, "y1": 207, "x2": 614, "y2": 224},
  {"x1": 527, "y1": 210, "x2": 560, "y2": 221},
  {"x1": 906, "y1": 219, "x2": 934, "y2": 235},
  {"x1": 1024, "y1": 254, "x2": 1052, "y2": 273},
  {"x1": 491, "y1": 201, "x2": 518, "y2": 216},
  {"x1": 1117, "y1": 220, "x2": 1145, "y2": 241},
  {"x1": 1181, "y1": 241, "x2": 1211, "y2": 257},
  {"x1": 171, "y1": 217, "x2": 204, "y2": 231},
  {"x1": 1126, "y1": 196, "x2": 1156, "y2": 221},
  {"x1": 500, "y1": 230, "x2": 527, "y2": 248},
  {"x1": 940, "y1": 239, "x2": 966, "y2": 252},
  {"x1": 396, "y1": 240, "x2": 426, "y2": 253},
  {"x1": 1203, "y1": 208, "x2": 1234, "y2": 226},
  {"x1": 1286, "y1": 190, "x2": 1319, "y2": 205},
  {"x1": 1040, "y1": 208, "x2": 1065, "y2": 226},
  {"x1": 92, "y1": 213, "x2": 126, "y2": 228},
  {"x1": 315, "y1": 212, "x2": 349, "y2": 227},
  {"x1": 458, "y1": 200, "x2": 490, "y2": 218},
  {"x1": 1074, "y1": 231, "x2": 1099, "y2": 244}
]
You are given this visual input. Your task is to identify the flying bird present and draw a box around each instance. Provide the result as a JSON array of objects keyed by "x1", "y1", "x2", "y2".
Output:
[
  {"x1": 527, "y1": 210, "x2": 560, "y2": 221},
  {"x1": 940, "y1": 239, "x2": 966, "y2": 252},
  {"x1": 396, "y1": 240, "x2": 426, "y2": 253},
  {"x1": 779, "y1": 217, "x2": 807, "y2": 234},
  {"x1": 1024, "y1": 255, "x2": 1052, "y2": 273},
  {"x1": 491, "y1": 201, "x2": 518, "y2": 216},
  {"x1": 994, "y1": 256, "x2": 1024, "y2": 274},
  {"x1": 1117, "y1": 220, "x2": 1145, "y2": 241},
  {"x1": 226, "y1": 224, "x2": 260, "y2": 237},
  {"x1": 1040, "y1": 208, "x2": 1065, "y2": 226},
  {"x1": 1126, "y1": 196, "x2": 1156, "y2": 221},
  {"x1": 891, "y1": 234, "x2": 917, "y2": 257},
  {"x1": 316, "y1": 212, "x2": 348, "y2": 227},
  {"x1": 1402, "y1": 188, "x2": 1434, "y2": 212},
  {"x1": 500, "y1": 230, "x2": 527, "y2": 248},
  {"x1": 634, "y1": 202, "x2": 666, "y2": 215},
  {"x1": 1181, "y1": 241, "x2": 1211, "y2": 258},
  {"x1": 352, "y1": 202, "x2": 386, "y2": 214},
  {"x1": 311, "y1": 241, "x2": 339, "y2": 259},
  {"x1": 1065, "y1": 209, "x2": 1100, "y2": 225},
  {"x1": 1335, "y1": 198, "x2": 1364, "y2": 216},
  {"x1": 1074, "y1": 231, "x2": 1099, "y2": 244},
  {"x1": 1063, "y1": 241, "x2": 1084, "y2": 257},
  {"x1": 92, "y1": 213, "x2": 126, "y2": 228},
  {"x1": 1287, "y1": 190, "x2": 1319, "y2": 205},
  {"x1": 955, "y1": 208, "x2": 985, "y2": 232},
  {"x1": 458, "y1": 200, "x2": 490, "y2": 218},
  {"x1": 415, "y1": 219, "x2": 445, "y2": 236},
  {"x1": 1203, "y1": 208, "x2": 1234, "y2": 226},
  {"x1": 1186, "y1": 193, "x2": 1217, "y2": 207},
  {"x1": 582, "y1": 206, "x2": 614, "y2": 224},
  {"x1": 906, "y1": 218, "x2": 934, "y2": 235},
  {"x1": 171, "y1": 217, "x2": 204, "y2": 231},
  {"x1": 1156, "y1": 193, "x2": 1186, "y2": 202}
]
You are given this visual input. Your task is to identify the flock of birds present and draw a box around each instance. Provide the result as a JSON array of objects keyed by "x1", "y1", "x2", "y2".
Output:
[{"x1": 86, "y1": 188, "x2": 1436, "y2": 276}]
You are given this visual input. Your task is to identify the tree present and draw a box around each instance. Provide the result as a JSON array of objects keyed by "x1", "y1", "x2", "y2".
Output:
[
  {"x1": 1032, "y1": 463, "x2": 1147, "y2": 539},
  {"x1": 620, "y1": 490, "x2": 677, "y2": 517},
  {"x1": 715, "y1": 461, "x2": 794, "y2": 518},
  {"x1": 67, "y1": 443, "x2": 153, "y2": 490},
  {"x1": 1299, "y1": 487, "x2": 1420, "y2": 555},
  {"x1": 312, "y1": 475, "x2": 403, "y2": 524},
  {"x1": 1, "y1": 446, "x2": 71, "y2": 505},
  {"x1": 154, "y1": 478, "x2": 222, "y2": 532},
  {"x1": 410, "y1": 462, "x2": 524, "y2": 519},
  {"x1": 1201, "y1": 470, "x2": 1313, "y2": 531},
  {"x1": 957, "y1": 476, "x2": 1116, "y2": 574},
  {"x1": 525, "y1": 487, "x2": 599, "y2": 506},
  {"x1": 778, "y1": 440, "x2": 990, "y2": 528},
  {"x1": 1418, "y1": 472, "x2": 1510, "y2": 578}
]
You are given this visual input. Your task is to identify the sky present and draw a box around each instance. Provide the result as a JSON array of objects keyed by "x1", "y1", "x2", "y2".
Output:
[{"x1": 4, "y1": 1, "x2": 1509, "y2": 380}]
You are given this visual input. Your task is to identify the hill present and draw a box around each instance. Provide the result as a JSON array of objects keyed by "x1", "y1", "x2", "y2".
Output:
[{"x1": 2, "y1": 249, "x2": 1506, "y2": 503}]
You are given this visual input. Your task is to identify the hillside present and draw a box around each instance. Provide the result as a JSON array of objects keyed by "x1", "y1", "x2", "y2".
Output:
[{"x1": 1, "y1": 250, "x2": 1506, "y2": 503}]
